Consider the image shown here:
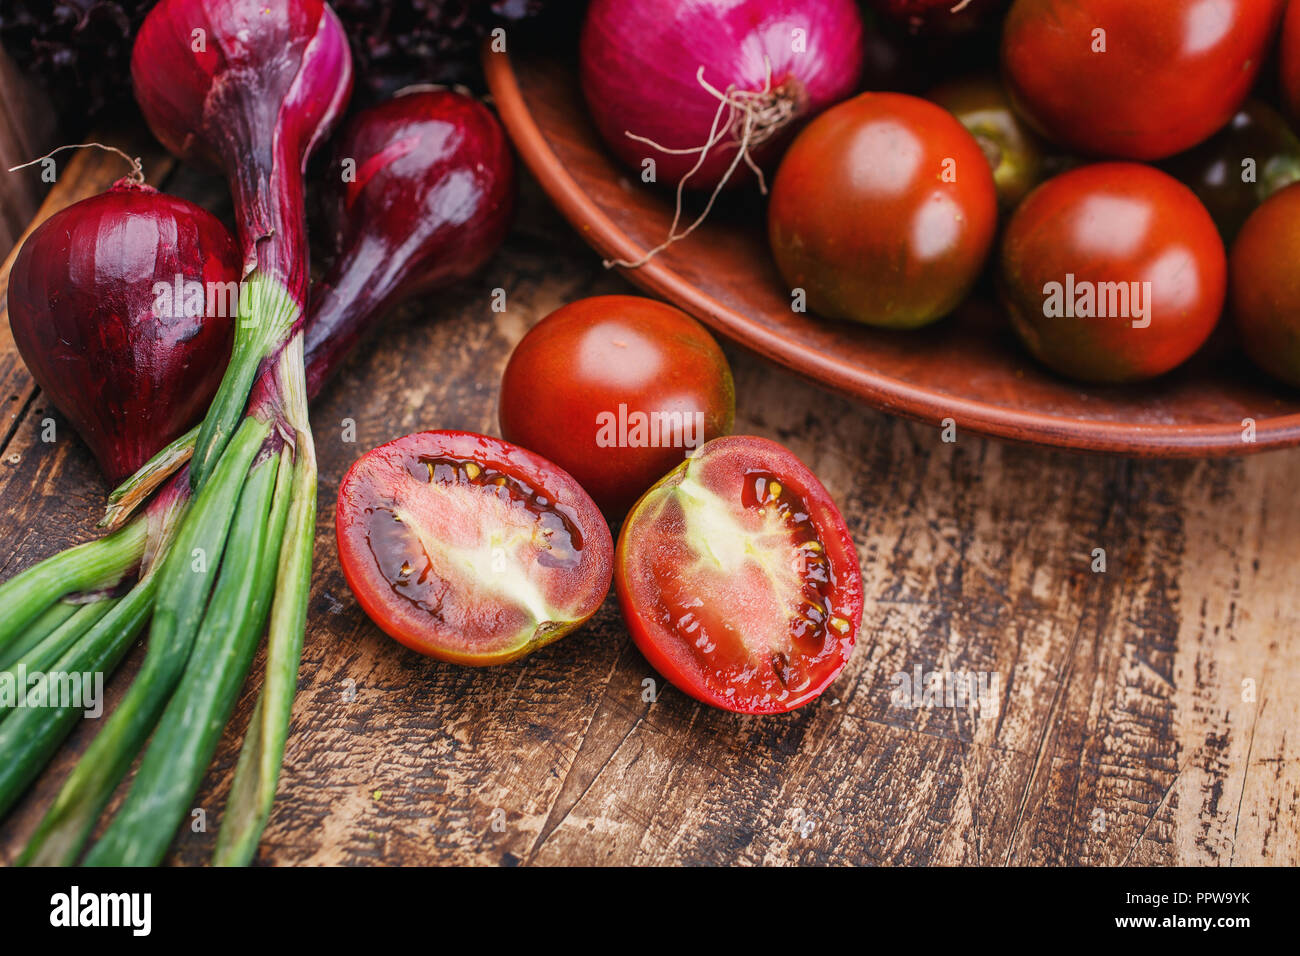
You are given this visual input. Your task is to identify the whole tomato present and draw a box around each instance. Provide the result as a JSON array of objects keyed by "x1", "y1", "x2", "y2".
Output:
[
  {"x1": 1231, "y1": 183, "x2": 1300, "y2": 387},
  {"x1": 1000, "y1": 163, "x2": 1227, "y2": 384},
  {"x1": 1283, "y1": 1, "x2": 1300, "y2": 122},
  {"x1": 1162, "y1": 100, "x2": 1300, "y2": 245},
  {"x1": 499, "y1": 296, "x2": 734, "y2": 515},
  {"x1": 1002, "y1": 0, "x2": 1286, "y2": 161},
  {"x1": 768, "y1": 92, "x2": 998, "y2": 329}
]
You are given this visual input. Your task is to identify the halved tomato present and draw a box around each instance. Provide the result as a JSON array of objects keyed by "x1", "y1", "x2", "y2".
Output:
[
  {"x1": 336, "y1": 431, "x2": 613, "y2": 665},
  {"x1": 615, "y1": 436, "x2": 863, "y2": 714}
]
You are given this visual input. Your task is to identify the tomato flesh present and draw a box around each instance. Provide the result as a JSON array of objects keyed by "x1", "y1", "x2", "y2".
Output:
[
  {"x1": 336, "y1": 431, "x2": 613, "y2": 665},
  {"x1": 616, "y1": 436, "x2": 862, "y2": 714}
]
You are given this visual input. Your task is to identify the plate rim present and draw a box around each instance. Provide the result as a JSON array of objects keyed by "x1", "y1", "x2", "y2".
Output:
[{"x1": 484, "y1": 47, "x2": 1300, "y2": 458}]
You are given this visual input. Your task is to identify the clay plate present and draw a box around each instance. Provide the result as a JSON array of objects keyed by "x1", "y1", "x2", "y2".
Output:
[{"x1": 484, "y1": 46, "x2": 1300, "y2": 457}]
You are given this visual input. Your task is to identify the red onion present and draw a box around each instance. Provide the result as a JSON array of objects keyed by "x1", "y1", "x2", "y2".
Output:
[
  {"x1": 103, "y1": 89, "x2": 513, "y2": 527},
  {"x1": 580, "y1": 0, "x2": 865, "y2": 192},
  {"x1": 303, "y1": 88, "x2": 516, "y2": 398},
  {"x1": 7, "y1": 179, "x2": 239, "y2": 484},
  {"x1": 131, "y1": 0, "x2": 352, "y2": 487}
]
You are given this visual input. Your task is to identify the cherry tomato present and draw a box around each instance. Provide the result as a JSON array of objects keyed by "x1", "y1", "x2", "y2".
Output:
[
  {"x1": 1002, "y1": 0, "x2": 1285, "y2": 161},
  {"x1": 1283, "y1": 1, "x2": 1300, "y2": 123},
  {"x1": 929, "y1": 74, "x2": 1049, "y2": 213},
  {"x1": 499, "y1": 296, "x2": 734, "y2": 515},
  {"x1": 1162, "y1": 100, "x2": 1300, "y2": 245},
  {"x1": 336, "y1": 430, "x2": 613, "y2": 666},
  {"x1": 616, "y1": 436, "x2": 862, "y2": 714},
  {"x1": 1231, "y1": 183, "x2": 1300, "y2": 387},
  {"x1": 768, "y1": 92, "x2": 998, "y2": 329},
  {"x1": 1000, "y1": 163, "x2": 1227, "y2": 384}
]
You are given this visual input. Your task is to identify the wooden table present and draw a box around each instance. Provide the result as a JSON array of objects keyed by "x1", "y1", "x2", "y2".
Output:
[{"x1": 0, "y1": 144, "x2": 1295, "y2": 867}]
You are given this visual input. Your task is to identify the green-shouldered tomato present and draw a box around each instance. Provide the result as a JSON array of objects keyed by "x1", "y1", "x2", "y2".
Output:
[
  {"x1": 768, "y1": 92, "x2": 998, "y2": 329},
  {"x1": 1231, "y1": 183, "x2": 1300, "y2": 387},
  {"x1": 1000, "y1": 163, "x2": 1226, "y2": 383}
]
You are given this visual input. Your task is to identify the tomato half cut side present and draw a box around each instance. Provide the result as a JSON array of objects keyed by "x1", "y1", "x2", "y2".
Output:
[
  {"x1": 615, "y1": 436, "x2": 863, "y2": 714},
  {"x1": 336, "y1": 430, "x2": 614, "y2": 665}
]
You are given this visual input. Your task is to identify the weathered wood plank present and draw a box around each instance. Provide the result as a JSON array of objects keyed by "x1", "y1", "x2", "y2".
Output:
[{"x1": 0, "y1": 47, "x2": 56, "y2": 253}]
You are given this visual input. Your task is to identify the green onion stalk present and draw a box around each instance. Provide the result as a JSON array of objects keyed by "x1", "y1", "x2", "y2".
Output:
[
  {"x1": 0, "y1": 476, "x2": 188, "y2": 818},
  {"x1": 0, "y1": 421, "x2": 203, "y2": 675},
  {"x1": 17, "y1": 329, "x2": 321, "y2": 866},
  {"x1": 0, "y1": 519, "x2": 148, "y2": 658},
  {"x1": 17, "y1": 416, "x2": 272, "y2": 865},
  {"x1": 87, "y1": 340, "x2": 315, "y2": 868}
]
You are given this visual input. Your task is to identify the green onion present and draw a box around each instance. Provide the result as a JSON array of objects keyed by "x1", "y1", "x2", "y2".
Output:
[
  {"x1": 0, "y1": 598, "x2": 117, "y2": 681},
  {"x1": 18, "y1": 416, "x2": 271, "y2": 866},
  {"x1": 100, "y1": 425, "x2": 198, "y2": 531},
  {"x1": 85, "y1": 446, "x2": 292, "y2": 866},
  {"x1": 0, "y1": 575, "x2": 154, "y2": 819},
  {"x1": 0, "y1": 517, "x2": 146, "y2": 657},
  {"x1": 214, "y1": 428, "x2": 316, "y2": 866},
  {"x1": 0, "y1": 601, "x2": 79, "y2": 673},
  {"x1": 190, "y1": 274, "x2": 299, "y2": 491}
]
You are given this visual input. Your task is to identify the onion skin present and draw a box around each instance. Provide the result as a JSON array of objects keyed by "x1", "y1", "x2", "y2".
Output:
[
  {"x1": 130, "y1": 0, "x2": 353, "y2": 326},
  {"x1": 303, "y1": 89, "x2": 515, "y2": 399},
  {"x1": 7, "y1": 179, "x2": 240, "y2": 484},
  {"x1": 580, "y1": 0, "x2": 865, "y2": 190}
]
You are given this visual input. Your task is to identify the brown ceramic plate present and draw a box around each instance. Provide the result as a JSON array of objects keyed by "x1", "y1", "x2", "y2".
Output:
[{"x1": 484, "y1": 47, "x2": 1300, "y2": 457}]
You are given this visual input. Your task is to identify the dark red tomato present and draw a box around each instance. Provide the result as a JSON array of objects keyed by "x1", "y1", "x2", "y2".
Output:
[
  {"x1": 616, "y1": 436, "x2": 862, "y2": 714},
  {"x1": 499, "y1": 296, "x2": 734, "y2": 515},
  {"x1": 929, "y1": 74, "x2": 1049, "y2": 214},
  {"x1": 1002, "y1": 0, "x2": 1286, "y2": 161},
  {"x1": 336, "y1": 431, "x2": 613, "y2": 666},
  {"x1": 1162, "y1": 100, "x2": 1300, "y2": 245},
  {"x1": 768, "y1": 92, "x2": 998, "y2": 329},
  {"x1": 1283, "y1": 1, "x2": 1300, "y2": 123},
  {"x1": 1000, "y1": 163, "x2": 1226, "y2": 384},
  {"x1": 1231, "y1": 183, "x2": 1300, "y2": 387}
]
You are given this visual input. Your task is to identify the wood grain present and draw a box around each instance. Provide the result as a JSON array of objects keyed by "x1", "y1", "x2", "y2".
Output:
[
  {"x1": 0, "y1": 130, "x2": 1294, "y2": 867},
  {"x1": 0, "y1": 48, "x2": 56, "y2": 254}
]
